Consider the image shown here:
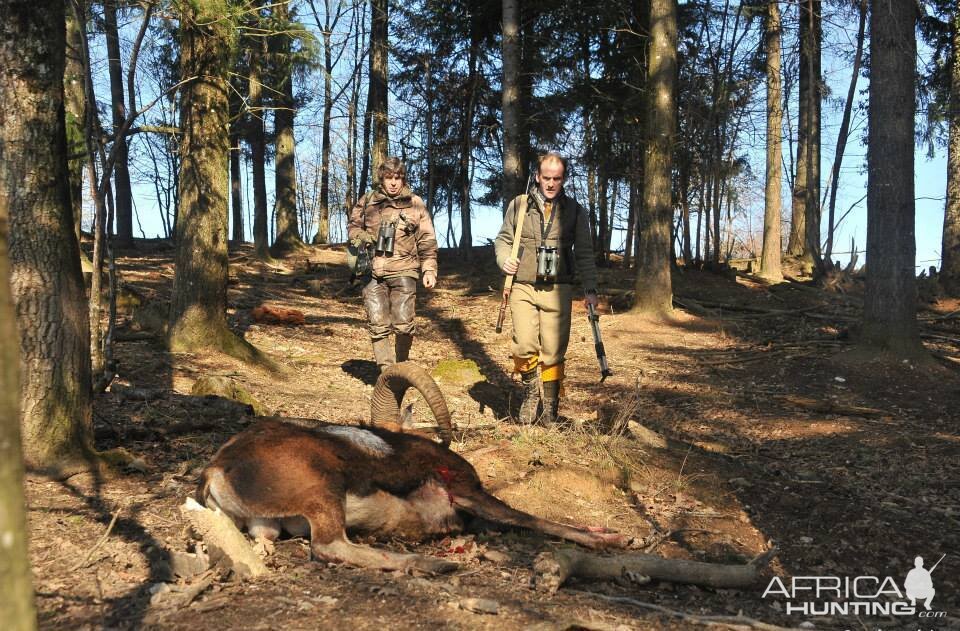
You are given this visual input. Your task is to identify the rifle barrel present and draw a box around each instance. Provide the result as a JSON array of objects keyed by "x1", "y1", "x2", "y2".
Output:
[{"x1": 929, "y1": 553, "x2": 946, "y2": 573}]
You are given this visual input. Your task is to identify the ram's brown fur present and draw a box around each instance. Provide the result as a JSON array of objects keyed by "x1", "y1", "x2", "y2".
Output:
[{"x1": 198, "y1": 363, "x2": 626, "y2": 572}]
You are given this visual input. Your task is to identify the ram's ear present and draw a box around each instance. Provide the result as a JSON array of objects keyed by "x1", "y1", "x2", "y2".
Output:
[{"x1": 400, "y1": 403, "x2": 414, "y2": 429}]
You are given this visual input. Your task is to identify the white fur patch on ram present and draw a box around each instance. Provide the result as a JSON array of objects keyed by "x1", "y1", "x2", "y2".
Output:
[{"x1": 319, "y1": 425, "x2": 394, "y2": 457}]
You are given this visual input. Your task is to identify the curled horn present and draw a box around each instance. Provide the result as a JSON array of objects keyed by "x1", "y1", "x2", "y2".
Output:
[{"x1": 369, "y1": 362, "x2": 453, "y2": 446}]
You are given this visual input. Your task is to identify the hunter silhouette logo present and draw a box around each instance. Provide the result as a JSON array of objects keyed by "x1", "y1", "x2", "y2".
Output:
[{"x1": 904, "y1": 554, "x2": 943, "y2": 611}]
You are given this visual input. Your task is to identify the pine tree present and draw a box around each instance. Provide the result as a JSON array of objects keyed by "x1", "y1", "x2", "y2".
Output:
[
  {"x1": 633, "y1": 0, "x2": 677, "y2": 314},
  {"x1": 862, "y1": 0, "x2": 921, "y2": 354},
  {"x1": 760, "y1": 0, "x2": 784, "y2": 281}
]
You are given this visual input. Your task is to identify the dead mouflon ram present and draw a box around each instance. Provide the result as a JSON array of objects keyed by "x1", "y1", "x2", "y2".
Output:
[{"x1": 199, "y1": 362, "x2": 627, "y2": 573}]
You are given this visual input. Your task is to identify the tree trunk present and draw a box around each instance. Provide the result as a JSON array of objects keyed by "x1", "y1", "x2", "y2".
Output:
[
  {"x1": 518, "y1": 0, "x2": 536, "y2": 174},
  {"x1": 597, "y1": 175, "x2": 609, "y2": 265},
  {"x1": 825, "y1": 0, "x2": 865, "y2": 263},
  {"x1": 942, "y1": 7, "x2": 960, "y2": 294},
  {"x1": 369, "y1": 0, "x2": 389, "y2": 176},
  {"x1": 425, "y1": 55, "x2": 436, "y2": 217},
  {"x1": 697, "y1": 172, "x2": 713, "y2": 263},
  {"x1": 787, "y1": 1, "x2": 809, "y2": 258},
  {"x1": 228, "y1": 69, "x2": 244, "y2": 243},
  {"x1": 606, "y1": 179, "x2": 618, "y2": 260},
  {"x1": 315, "y1": 9, "x2": 334, "y2": 244},
  {"x1": 501, "y1": 0, "x2": 523, "y2": 207},
  {"x1": 104, "y1": 0, "x2": 133, "y2": 248},
  {"x1": 680, "y1": 165, "x2": 692, "y2": 264},
  {"x1": 625, "y1": 1, "x2": 649, "y2": 270},
  {"x1": 247, "y1": 16, "x2": 269, "y2": 259},
  {"x1": 73, "y1": 0, "x2": 111, "y2": 381},
  {"x1": 170, "y1": 0, "x2": 261, "y2": 363},
  {"x1": 633, "y1": 0, "x2": 676, "y2": 314},
  {"x1": 624, "y1": 176, "x2": 637, "y2": 269},
  {"x1": 458, "y1": 11, "x2": 481, "y2": 256},
  {"x1": 86, "y1": 157, "x2": 107, "y2": 380},
  {"x1": 230, "y1": 124, "x2": 244, "y2": 242},
  {"x1": 587, "y1": 158, "x2": 598, "y2": 250},
  {"x1": 3, "y1": 0, "x2": 95, "y2": 476},
  {"x1": 347, "y1": 90, "x2": 358, "y2": 209},
  {"x1": 65, "y1": 4, "x2": 87, "y2": 250},
  {"x1": 711, "y1": 158, "x2": 721, "y2": 264},
  {"x1": 271, "y1": 0, "x2": 304, "y2": 256},
  {"x1": 0, "y1": 227, "x2": 35, "y2": 627},
  {"x1": 760, "y1": 0, "x2": 783, "y2": 281},
  {"x1": 0, "y1": 4, "x2": 40, "y2": 620},
  {"x1": 802, "y1": 0, "x2": 822, "y2": 269},
  {"x1": 359, "y1": 81, "x2": 372, "y2": 195},
  {"x1": 581, "y1": 31, "x2": 597, "y2": 248},
  {"x1": 861, "y1": 0, "x2": 920, "y2": 354}
]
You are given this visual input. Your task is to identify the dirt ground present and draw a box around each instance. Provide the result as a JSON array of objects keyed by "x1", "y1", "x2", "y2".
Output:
[{"x1": 24, "y1": 242, "x2": 960, "y2": 630}]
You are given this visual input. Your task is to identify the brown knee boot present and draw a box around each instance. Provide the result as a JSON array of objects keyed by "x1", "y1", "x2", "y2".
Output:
[
  {"x1": 372, "y1": 337, "x2": 396, "y2": 372},
  {"x1": 518, "y1": 368, "x2": 541, "y2": 424},
  {"x1": 395, "y1": 332, "x2": 413, "y2": 363},
  {"x1": 541, "y1": 379, "x2": 561, "y2": 426}
]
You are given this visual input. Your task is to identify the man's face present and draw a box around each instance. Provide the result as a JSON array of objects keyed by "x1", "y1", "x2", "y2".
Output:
[
  {"x1": 536, "y1": 160, "x2": 564, "y2": 201},
  {"x1": 382, "y1": 172, "x2": 404, "y2": 196}
]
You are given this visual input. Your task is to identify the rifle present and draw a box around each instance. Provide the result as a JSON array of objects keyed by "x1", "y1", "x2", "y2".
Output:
[
  {"x1": 348, "y1": 242, "x2": 373, "y2": 286},
  {"x1": 928, "y1": 553, "x2": 946, "y2": 573},
  {"x1": 496, "y1": 173, "x2": 541, "y2": 333},
  {"x1": 587, "y1": 300, "x2": 613, "y2": 382}
]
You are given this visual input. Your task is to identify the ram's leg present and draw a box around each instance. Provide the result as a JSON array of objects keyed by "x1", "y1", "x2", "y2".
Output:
[
  {"x1": 301, "y1": 485, "x2": 458, "y2": 574},
  {"x1": 453, "y1": 488, "x2": 628, "y2": 550}
]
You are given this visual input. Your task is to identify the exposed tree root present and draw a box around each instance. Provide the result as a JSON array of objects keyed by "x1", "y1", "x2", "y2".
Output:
[
  {"x1": 27, "y1": 445, "x2": 137, "y2": 480},
  {"x1": 566, "y1": 589, "x2": 803, "y2": 631},
  {"x1": 168, "y1": 320, "x2": 282, "y2": 373},
  {"x1": 533, "y1": 547, "x2": 777, "y2": 593}
]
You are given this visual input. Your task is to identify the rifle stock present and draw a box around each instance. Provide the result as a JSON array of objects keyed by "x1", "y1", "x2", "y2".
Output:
[
  {"x1": 495, "y1": 286, "x2": 510, "y2": 333},
  {"x1": 495, "y1": 174, "x2": 533, "y2": 333}
]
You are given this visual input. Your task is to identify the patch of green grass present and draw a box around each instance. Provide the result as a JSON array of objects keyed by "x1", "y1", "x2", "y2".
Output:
[{"x1": 431, "y1": 359, "x2": 483, "y2": 386}]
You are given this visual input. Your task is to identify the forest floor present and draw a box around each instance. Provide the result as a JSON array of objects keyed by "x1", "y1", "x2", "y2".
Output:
[{"x1": 24, "y1": 241, "x2": 960, "y2": 631}]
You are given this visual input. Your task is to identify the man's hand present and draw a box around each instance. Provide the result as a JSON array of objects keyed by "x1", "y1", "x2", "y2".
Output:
[
  {"x1": 422, "y1": 271, "x2": 437, "y2": 289},
  {"x1": 584, "y1": 291, "x2": 599, "y2": 310},
  {"x1": 502, "y1": 257, "x2": 519, "y2": 275},
  {"x1": 352, "y1": 230, "x2": 375, "y2": 247}
]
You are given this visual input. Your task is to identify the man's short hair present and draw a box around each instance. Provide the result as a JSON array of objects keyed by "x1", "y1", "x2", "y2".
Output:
[
  {"x1": 537, "y1": 151, "x2": 567, "y2": 177},
  {"x1": 377, "y1": 157, "x2": 407, "y2": 183}
]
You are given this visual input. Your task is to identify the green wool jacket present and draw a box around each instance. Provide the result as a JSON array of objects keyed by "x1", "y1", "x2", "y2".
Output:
[{"x1": 494, "y1": 191, "x2": 598, "y2": 292}]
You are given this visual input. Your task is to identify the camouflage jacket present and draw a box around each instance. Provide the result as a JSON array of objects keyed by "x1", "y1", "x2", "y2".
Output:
[{"x1": 348, "y1": 187, "x2": 438, "y2": 279}]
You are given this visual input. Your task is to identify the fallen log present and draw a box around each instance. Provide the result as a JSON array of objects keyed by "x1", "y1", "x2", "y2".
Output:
[
  {"x1": 533, "y1": 547, "x2": 776, "y2": 594},
  {"x1": 180, "y1": 497, "x2": 268, "y2": 579},
  {"x1": 776, "y1": 395, "x2": 888, "y2": 418}
]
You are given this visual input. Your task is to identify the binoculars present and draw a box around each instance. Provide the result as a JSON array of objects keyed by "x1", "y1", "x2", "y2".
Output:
[
  {"x1": 376, "y1": 221, "x2": 396, "y2": 255},
  {"x1": 536, "y1": 245, "x2": 558, "y2": 282}
]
